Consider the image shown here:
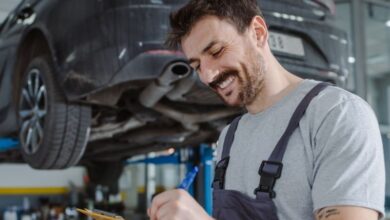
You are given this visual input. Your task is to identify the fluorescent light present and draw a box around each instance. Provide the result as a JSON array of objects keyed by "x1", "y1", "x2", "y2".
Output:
[{"x1": 386, "y1": 20, "x2": 390, "y2": 27}]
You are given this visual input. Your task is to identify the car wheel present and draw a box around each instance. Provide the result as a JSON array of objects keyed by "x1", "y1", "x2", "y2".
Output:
[{"x1": 18, "y1": 56, "x2": 91, "y2": 169}]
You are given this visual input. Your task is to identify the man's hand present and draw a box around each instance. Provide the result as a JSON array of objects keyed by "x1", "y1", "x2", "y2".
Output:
[
  {"x1": 315, "y1": 206, "x2": 379, "y2": 220},
  {"x1": 148, "y1": 189, "x2": 214, "y2": 220}
]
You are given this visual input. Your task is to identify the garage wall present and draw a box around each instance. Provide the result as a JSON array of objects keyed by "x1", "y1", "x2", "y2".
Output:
[{"x1": 0, "y1": 163, "x2": 85, "y2": 188}]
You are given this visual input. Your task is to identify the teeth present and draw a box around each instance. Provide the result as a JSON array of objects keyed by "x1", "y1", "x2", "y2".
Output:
[{"x1": 218, "y1": 76, "x2": 234, "y2": 89}]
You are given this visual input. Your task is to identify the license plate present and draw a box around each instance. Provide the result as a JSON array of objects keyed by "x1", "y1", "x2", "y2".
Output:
[{"x1": 268, "y1": 32, "x2": 305, "y2": 57}]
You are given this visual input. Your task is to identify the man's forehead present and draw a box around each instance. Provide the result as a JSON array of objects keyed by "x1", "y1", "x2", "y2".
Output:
[{"x1": 182, "y1": 16, "x2": 228, "y2": 57}]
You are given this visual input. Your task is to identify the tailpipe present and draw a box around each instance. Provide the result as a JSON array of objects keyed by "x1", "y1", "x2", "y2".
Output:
[{"x1": 139, "y1": 61, "x2": 191, "y2": 107}]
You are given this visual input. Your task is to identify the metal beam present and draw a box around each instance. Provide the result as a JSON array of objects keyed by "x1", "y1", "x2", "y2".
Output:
[
  {"x1": 351, "y1": 0, "x2": 368, "y2": 99},
  {"x1": 0, "y1": 138, "x2": 19, "y2": 151}
]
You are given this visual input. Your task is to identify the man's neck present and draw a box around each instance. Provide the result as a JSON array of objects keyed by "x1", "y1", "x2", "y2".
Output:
[{"x1": 246, "y1": 65, "x2": 303, "y2": 114}]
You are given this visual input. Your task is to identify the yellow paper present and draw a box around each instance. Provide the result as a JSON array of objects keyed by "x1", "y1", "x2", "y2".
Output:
[{"x1": 76, "y1": 208, "x2": 124, "y2": 220}]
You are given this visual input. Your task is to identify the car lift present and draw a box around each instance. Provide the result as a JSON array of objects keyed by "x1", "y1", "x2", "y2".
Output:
[{"x1": 0, "y1": 138, "x2": 19, "y2": 152}]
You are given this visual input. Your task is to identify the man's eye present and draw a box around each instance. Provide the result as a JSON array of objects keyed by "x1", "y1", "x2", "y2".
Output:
[{"x1": 212, "y1": 48, "x2": 224, "y2": 57}]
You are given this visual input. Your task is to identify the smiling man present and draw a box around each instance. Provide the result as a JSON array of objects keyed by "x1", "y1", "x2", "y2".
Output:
[
  {"x1": 184, "y1": 15, "x2": 267, "y2": 108},
  {"x1": 148, "y1": 0, "x2": 385, "y2": 220}
]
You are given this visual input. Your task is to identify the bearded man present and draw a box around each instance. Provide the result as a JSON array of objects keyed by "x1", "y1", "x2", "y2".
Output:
[{"x1": 148, "y1": 0, "x2": 385, "y2": 219}]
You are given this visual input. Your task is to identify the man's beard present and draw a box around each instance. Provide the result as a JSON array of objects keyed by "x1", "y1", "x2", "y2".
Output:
[{"x1": 209, "y1": 53, "x2": 265, "y2": 106}]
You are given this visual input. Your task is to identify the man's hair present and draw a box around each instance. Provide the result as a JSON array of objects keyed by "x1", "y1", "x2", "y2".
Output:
[{"x1": 166, "y1": 0, "x2": 263, "y2": 49}]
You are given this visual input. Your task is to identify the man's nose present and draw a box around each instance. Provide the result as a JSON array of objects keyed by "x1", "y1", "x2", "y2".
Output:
[
  {"x1": 198, "y1": 68, "x2": 220, "y2": 86},
  {"x1": 199, "y1": 60, "x2": 220, "y2": 84}
]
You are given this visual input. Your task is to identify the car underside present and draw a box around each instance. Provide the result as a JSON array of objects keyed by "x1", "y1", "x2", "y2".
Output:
[{"x1": 0, "y1": 0, "x2": 348, "y2": 172}]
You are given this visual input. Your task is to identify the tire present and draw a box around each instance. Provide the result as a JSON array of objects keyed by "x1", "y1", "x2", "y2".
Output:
[{"x1": 17, "y1": 56, "x2": 91, "y2": 169}]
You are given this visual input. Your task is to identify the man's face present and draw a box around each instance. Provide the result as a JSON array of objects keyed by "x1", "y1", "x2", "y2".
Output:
[{"x1": 181, "y1": 16, "x2": 266, "y2": 107}]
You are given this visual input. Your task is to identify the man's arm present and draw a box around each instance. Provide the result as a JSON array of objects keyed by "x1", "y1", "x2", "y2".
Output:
[
  {"x1": 311, "y1": 96, "x2": 385, "y2": 218},
  {"x1": 315, "y1": 206, "x2": 379, "y2": 220}
]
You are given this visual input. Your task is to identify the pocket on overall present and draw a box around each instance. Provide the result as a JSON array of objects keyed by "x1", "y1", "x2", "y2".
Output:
[{"x1": 212, "y1": 189, "x2": 279, "y2": 220}]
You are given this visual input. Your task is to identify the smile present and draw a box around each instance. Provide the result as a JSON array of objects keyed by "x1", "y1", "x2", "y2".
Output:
[{"x1": 218, "y1": 75, "x2": 235, "y2": 90}]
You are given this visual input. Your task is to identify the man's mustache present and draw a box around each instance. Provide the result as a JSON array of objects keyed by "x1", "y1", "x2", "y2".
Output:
[{"x1": 209, "y1": 70, "x2": 238, "y2": 89}]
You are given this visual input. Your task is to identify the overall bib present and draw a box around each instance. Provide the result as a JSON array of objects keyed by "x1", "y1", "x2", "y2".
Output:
[{"x1": 212, "y1": 83, "x2": 329, "y2": 220}]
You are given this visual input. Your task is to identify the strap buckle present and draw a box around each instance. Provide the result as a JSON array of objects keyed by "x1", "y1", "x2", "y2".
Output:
[
  {"x1": 212, "y1": 157, "x2": 230, "y2": 189},
  {"x1": 254, "y1": 160, "x2": 283, "y2": 198}
]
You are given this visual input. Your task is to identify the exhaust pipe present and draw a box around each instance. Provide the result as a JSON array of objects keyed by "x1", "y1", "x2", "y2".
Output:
[{"x1": 139, "y1": 61, "x2": 191, "y2": 107}]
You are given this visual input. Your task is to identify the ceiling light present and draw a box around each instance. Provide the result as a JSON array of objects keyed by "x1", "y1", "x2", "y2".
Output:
[
  {"x1": 167, "y1": 148, "x2": 175, "y2": 154},
  {"x1": 386, "y1": 20, "x2": 390, "y2": 27}
]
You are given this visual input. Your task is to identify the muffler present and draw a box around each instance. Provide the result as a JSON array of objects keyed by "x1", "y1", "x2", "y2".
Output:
[{"x1": 139, "y1": 61, "x2": 191, "y2": 107}]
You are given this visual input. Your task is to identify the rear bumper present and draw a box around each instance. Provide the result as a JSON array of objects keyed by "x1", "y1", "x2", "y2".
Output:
[
  {"x1": 262, "y1": 0, "x2": 349, "y2": 86},
  {"x1": 64, "y1": 51, "x2": 187, "y2": 101}
]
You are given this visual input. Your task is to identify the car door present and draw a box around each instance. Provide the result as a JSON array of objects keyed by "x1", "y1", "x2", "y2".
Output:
[
  {"x1": 0, "y1": 15, "x2": 14, "y2": 127},
  {"x1": 0, "y1": 0, "x2": 31, "y2": 134},
  {"x1": 43, "y1": 0, "x2": 104, "y2": 98}
]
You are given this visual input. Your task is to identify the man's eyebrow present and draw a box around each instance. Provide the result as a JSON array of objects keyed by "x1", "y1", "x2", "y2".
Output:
[
  {"x1": 202, "y1": 40, "x2": 218, "y2": 54},
  {"x1": 188, "y1": 40, "x2": 218, "y2": 65},
  {"x1": 188, "y1": 58, "x2": 199, "y2": 66}
]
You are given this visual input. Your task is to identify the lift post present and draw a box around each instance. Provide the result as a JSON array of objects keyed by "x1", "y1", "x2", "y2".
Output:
[{"x1": 0, "y1": 138, "x2": 19, "y2": 152}]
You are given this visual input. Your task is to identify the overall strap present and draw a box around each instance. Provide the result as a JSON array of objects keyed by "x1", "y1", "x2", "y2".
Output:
[
  {"x1": 255, "y1": 82, "x2": 330, "y2": 198},
  {"x1": 222, "y1": 115, "x2": 243, "y2": 158},
  {"x1": 212, "y1": 115, "x2": 242, "y2": 189}
]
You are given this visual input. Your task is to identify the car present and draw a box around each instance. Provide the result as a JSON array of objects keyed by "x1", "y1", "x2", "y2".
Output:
[{"x1": 0, "y1": 0, "x2": 348, "y2": 176}]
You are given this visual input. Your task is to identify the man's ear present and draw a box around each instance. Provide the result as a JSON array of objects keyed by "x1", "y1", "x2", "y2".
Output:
[{"x1": 251, "y1": 16, "x2": 268, "y2": 48}]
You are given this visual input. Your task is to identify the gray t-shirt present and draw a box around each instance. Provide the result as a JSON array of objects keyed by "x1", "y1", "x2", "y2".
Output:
[{"x1": 216, "y1": 79, "x2": 385, "y2": 220}]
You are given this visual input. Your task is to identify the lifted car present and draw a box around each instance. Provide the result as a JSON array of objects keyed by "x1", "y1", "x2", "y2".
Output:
[{"x1": 0, "y1": 0, "x2": 348, "y2": 173}]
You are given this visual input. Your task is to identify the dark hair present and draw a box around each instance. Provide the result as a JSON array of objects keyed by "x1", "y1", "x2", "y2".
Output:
[{"x1": 166, "y1": 0, "x2": 263, "y2": 49}]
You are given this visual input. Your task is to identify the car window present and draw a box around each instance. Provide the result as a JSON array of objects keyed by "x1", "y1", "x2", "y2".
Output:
[
  {"x1": 0, "y1": 0, "x2": 27, "y2": 34},
  {"x1": 0, "y1": 13, "x2": 16, "y2": 34},
  {"x1": 312, "y1": 0, "x2": 336, "y2": 13},
  {"x1": 0, "y1": 16, "x2": 10, "y2": 34}
]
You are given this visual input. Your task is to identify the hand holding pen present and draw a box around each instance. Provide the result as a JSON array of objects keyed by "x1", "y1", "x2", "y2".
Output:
[
  {"x1": 148, "y1": 166, "x2": 213, "y2": 220},
  {"x1": 78, "y1": 167, "x2": 201, "y2": 220}
]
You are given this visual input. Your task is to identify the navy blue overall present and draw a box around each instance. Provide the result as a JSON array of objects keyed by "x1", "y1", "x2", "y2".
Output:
[{"x1": 212, "y1": 83, "x2": 329, "y2": 220}]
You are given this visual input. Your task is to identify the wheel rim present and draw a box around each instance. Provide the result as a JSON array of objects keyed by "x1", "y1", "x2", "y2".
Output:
[{"x1": 19, "y1": 68, "x2": 47, "y2": 155}]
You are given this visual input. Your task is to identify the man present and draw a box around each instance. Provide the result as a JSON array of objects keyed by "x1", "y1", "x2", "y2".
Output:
[{"x1": 148, "y1": 0, "x2": 385, "y2": 219}]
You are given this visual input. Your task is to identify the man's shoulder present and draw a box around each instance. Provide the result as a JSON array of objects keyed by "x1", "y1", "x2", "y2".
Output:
[
  {"x1": 304, "y1": 81, "x2": 377, "y2": 135},
  {"x1": 307, "y1": 80, "x2": 369, "y2": 116}
]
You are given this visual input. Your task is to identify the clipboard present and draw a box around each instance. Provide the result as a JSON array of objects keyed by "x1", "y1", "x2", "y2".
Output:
[{"x1": 76, "y1": 208, "x2": 125, "y2": 220}]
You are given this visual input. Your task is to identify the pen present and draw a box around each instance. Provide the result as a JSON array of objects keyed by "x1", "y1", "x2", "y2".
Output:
[{"x1": 177, "y1": 166, "x2": 199, "y2": 190}]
